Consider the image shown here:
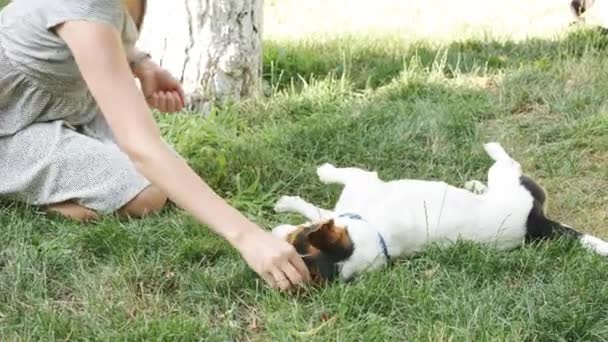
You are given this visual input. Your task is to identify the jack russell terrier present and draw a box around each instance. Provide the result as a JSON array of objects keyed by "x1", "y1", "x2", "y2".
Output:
[{"x1": 272, "y1": 143, "x2": 608, "y2": 283}]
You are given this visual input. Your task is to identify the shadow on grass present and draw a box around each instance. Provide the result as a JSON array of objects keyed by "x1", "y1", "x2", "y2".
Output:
[
  {"x1": 162, "y1": 27, "x2": 608, "y2": 225},
  {"x1": 263, "y1": 26, "x2": 608, "y2": 92},
  {"x1": 165, "y1": 78, "x2": 500, "y2": 221}
]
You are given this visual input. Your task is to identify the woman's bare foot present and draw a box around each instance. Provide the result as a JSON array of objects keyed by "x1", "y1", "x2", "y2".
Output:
[{"x1": 46, "y1": 201, "x2": 99, "y2": 221}]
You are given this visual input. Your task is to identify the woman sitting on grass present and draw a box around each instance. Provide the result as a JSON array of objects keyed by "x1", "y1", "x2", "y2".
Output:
[{"x1": 0, "y1": 0, "x2": 309, "y2": 290}]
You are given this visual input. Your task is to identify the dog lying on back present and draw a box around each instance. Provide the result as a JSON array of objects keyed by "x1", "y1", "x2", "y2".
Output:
[{"x1": 272, "y1": 143, "x2": 608, "y2": 283}]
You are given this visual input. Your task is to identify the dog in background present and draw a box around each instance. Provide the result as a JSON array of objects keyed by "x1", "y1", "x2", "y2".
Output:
[{"x1": 571, "y1": 0, "x2": 595, "y2": 21}]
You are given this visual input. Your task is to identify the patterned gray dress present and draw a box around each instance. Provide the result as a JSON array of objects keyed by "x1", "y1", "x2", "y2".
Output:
[{"x1": 0, "y1": 0, "x2": 150, "y2": 213}]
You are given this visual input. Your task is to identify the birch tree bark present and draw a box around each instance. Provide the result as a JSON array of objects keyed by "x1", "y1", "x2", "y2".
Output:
[{"x1": 137, "y1": 0, "x2": 263, "y2": 113}]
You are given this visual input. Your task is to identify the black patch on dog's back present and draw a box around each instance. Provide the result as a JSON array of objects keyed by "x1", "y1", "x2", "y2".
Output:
[
  {"x1": 520, "y1": 175, "x2": 582, "y2": 242},
  {"x1": 520, "y1": 175, "x2": 547, "y2": 207}
]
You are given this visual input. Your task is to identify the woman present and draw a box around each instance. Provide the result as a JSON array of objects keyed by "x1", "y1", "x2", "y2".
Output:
[{"x1": 0, "y1": 0, "x2": 310, "y2": 290}]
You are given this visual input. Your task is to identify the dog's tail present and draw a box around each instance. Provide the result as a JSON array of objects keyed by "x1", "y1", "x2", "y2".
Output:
[
  {"x1": 522, "y1": 175, "x2": 608, "y2": 256},
  {"x1": 527, "y1": 209, "x2": 608, "y2": 256},
  {"x1": 548, "y1": 220, "x2": 608, "y2": 256},
  {"x1": 579, "y1": 233, "x2": 608, "y2": 256}
]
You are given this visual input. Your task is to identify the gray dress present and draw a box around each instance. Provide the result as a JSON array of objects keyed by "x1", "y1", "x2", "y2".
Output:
[{"x1": 0, "y1": 0, "x2": 150, "y2": 213}]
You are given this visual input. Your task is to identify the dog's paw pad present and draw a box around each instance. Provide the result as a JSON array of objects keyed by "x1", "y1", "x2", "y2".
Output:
[{"x1": 465, "y1": 180, "x2": 487, "y2": 194}]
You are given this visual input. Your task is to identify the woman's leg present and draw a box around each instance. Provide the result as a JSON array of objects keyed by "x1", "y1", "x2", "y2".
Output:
[
  {"x1": 118, "y1": 185, "x2": 167, "y2": 218},
  {"x1": 47, "y1": 184, "x2": 167, "y2": 221},
  {"x1": 0, "y1": 121, "x2": 167, "y2": 221}
]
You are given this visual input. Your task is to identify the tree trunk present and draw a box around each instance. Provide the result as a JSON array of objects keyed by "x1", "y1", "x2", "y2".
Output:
[{"x1": 137, "y1": 0, "x2": 263, "y2": 113}]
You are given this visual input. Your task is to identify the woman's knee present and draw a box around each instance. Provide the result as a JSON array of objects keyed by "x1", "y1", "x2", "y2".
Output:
[{"x1": 119, "y1": 186, "x2": 167, "y2": 218}]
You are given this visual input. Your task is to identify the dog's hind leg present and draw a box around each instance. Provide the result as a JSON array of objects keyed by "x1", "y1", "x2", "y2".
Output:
[
  {"x1": 274, "y1": 195, "x2": 333, "y2": 221},
  {"x1": 483, "y1": 143, "x2": 523, "y2": 190}
]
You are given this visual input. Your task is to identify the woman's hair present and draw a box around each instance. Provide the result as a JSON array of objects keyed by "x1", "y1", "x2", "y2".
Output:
[{"x1": 134, "y1": 0, "x2": 147, "y2": 32}]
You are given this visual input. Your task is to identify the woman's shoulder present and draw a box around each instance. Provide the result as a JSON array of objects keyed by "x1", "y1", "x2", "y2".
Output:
[{"x1": 5, "y1": 0, "x2": 125, "y2": 31}]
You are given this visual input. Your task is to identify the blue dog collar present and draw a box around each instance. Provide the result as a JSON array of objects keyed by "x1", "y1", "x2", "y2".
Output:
[
  {"x1": 338, "y1": 213, "x2": 391, "y2": 263},
  {"x1": 338, "y1": 212, "x2": 363, "y2": 220}
]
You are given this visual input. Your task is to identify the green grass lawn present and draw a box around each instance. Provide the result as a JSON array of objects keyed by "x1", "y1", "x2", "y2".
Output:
[{"x1": 2, "y1": 1, "x2": 608, "y2": 340}]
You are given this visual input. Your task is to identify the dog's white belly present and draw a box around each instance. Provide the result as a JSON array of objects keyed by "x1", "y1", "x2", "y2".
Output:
[{"x1": 334, "y1": 179, "x2": 529, "y2": 255}]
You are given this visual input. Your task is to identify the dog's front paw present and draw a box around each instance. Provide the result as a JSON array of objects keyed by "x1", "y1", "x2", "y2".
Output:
[
  {"x1": 464, "y1": 180, "x2": 487, "y2": 194},
  {"x1": 316, "y1": 163, "x2": 337, "y2": 183},
  {"x1": 274, "y1": 195, "x2": 303, "y2": 213}
]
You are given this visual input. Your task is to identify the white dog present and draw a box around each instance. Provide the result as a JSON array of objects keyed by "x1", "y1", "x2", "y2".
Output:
[{"x1": 272, "y1": 143, "x2": 608, "y2": 283}]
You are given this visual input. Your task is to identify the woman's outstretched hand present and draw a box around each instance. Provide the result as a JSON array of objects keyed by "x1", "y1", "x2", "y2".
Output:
[{"x1": 234, "y1": 224, "x2": 311, "y2": 290}]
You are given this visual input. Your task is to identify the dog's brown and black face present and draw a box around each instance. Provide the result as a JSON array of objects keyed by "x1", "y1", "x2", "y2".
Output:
[{"x1": 283, "y1": 219, "x2": 355, "y2": 283}]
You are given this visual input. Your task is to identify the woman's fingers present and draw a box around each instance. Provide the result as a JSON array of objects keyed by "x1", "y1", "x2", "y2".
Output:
[
  {"x1": 288, "y1": 252, "x2": 311, "y2": 282},
  {"x1": 169, "y1": 92, "x2": 182, "y2": 112},
  {"x1": 281, "y1": 261, "x2": 306, "y2": 287},
  {"x1": 261, "y1": 272, "x2": 276, "y2": 288},
  {"x1": 164, "y1": 92, "x2": 177, "y2": 112},
  {"x1": 176, "y1": 86, "x2": 186, "y2": 107},
  {"x1": 270, "y1": 268, "x2": 292, "y2": 291},
  {"x1": 172, "y1": 91, "x2": 184, "y2": 110},
  {"x1": 148, "y1": 93, "x2": 158, "y2": 109},
  {"x1": 267, "y1": 258, "x2": 309, "y2": 291},
  {"x1": 151, "y1": 91, "x2": 183, "y2": 113},
  {"x1": 156, "y1": 92, "x2": 168, "y2": 112}
]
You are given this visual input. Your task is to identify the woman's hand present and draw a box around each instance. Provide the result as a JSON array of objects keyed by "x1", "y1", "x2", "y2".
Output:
[
  {"x1": 234, "y1": 226, "x2": 311, "y2": 290},
  {"x1": 133, "y1": 57, "x2": 185, "y2": 113}
]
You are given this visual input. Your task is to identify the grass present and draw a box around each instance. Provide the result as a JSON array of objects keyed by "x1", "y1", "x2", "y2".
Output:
[{"x1": 2, "y1": 0, "x2": 608, "y2": 340}]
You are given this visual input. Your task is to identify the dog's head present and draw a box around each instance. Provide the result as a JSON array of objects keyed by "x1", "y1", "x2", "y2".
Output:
[{"x1": 272, "y1": 217, "x2": 389, "y2": 283}]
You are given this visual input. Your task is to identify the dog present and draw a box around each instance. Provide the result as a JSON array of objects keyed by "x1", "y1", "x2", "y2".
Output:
[
  {"x1": 271, "y1": 142, "x2": 608, "y2": 283},
  {"x1": 571, "y1": 0, "x2": 595, "y2": 20}
]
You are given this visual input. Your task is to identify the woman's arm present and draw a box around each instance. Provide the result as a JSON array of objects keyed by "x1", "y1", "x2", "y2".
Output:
[{"x1": 55, "y1": 20, "x2": 309, "y2": 290}]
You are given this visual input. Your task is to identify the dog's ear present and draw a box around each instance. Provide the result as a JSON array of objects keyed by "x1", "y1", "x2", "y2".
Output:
[{"x1": 308, "y1": 219, "x2": 354, "y2": 261}]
